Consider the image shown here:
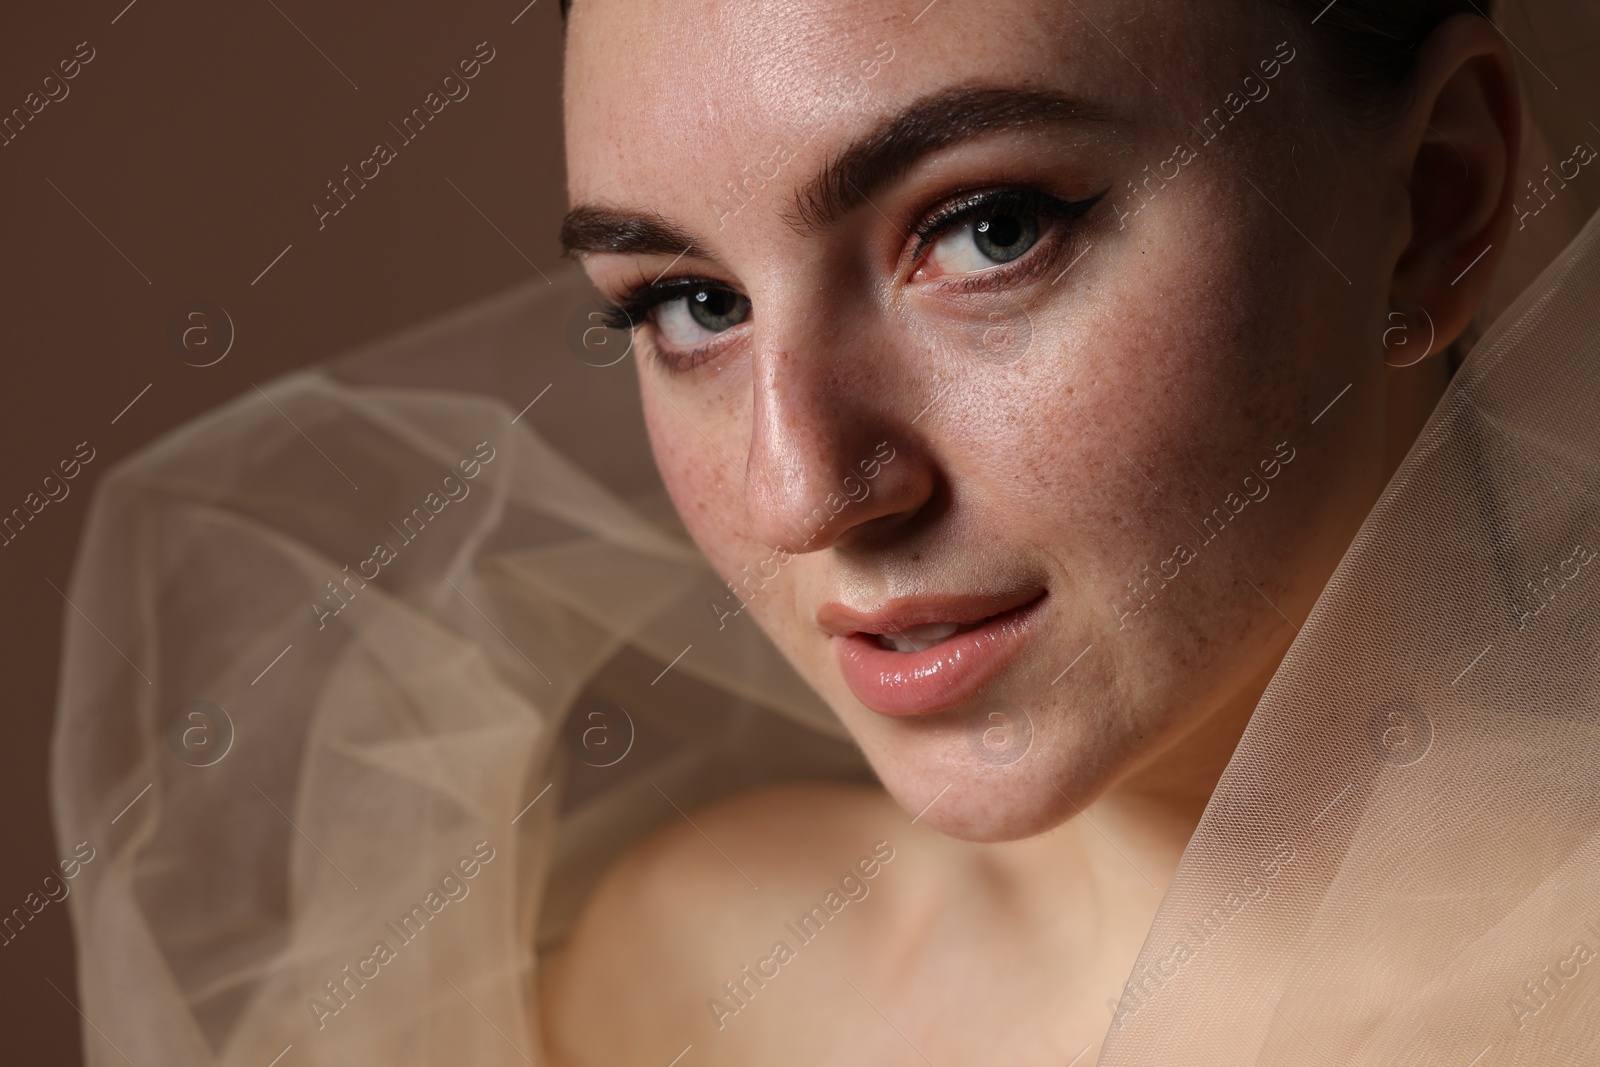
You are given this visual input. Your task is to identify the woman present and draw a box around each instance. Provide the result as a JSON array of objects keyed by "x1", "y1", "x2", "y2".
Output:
[
  {"x1": 50, "y1": 0, "x2": 1600, "y2": 1064},
  {"x1": 544, "y1": 0, "x2": 1529, "y2": 1061}
]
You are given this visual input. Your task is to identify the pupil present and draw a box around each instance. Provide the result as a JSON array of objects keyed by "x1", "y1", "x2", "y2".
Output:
[
  {"x1": 974, "y1": 213, "x2": 1037, "y2": 264},
  {"x1": 694, "y1": 289, "x2": 732, "y2": 315},
  {"x1": 687, "y1": 287, "x2": 749, "y2": 332}
]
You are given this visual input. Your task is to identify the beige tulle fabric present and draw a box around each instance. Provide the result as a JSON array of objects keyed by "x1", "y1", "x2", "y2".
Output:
[
  {"x1": 1103, "y1": 214, "x2": 1600, "y2": 1064},
  {"x1": 51, "y1": 3, "x2": 1600, "y2": 1063},
  {"x1": 50, "y1": 278, "x2": 872, "y2": 1065}
]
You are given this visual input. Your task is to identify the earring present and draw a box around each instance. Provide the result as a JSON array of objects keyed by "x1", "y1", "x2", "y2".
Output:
[{"x1": 1381, "y1": 300, "x2": 1437, "y2": 368}]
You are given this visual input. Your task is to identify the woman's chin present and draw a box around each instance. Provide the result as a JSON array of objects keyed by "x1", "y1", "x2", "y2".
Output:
[{"x1": 867, "y1": 741, "x2": 1113, "y2": 844}]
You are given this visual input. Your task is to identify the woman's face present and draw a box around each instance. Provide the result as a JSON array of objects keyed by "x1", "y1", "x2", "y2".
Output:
[{"x1": 564, "y1": 0, "x2": 1413, "y2": 840}]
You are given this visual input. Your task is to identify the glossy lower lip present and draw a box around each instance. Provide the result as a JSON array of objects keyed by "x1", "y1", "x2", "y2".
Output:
[{"x1": 834, "y1": 594, "x2": 1046, "y2": 717}]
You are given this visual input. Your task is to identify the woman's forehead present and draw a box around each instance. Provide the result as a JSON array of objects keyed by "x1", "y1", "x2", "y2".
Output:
[{"x1": 561, "y1": 0, "x2": 1266, "y2": 206}]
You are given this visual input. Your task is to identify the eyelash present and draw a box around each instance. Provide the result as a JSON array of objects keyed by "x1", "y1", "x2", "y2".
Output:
[
  {"x1": 602, "y1": 185, "x2": 1106, "y2": 372},
  {"x1": 598, "y1": 277, "x2": 712, "y2": 333}
]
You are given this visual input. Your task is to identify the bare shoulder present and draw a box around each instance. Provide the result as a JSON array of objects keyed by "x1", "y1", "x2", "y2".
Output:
[{"x1": 539, "y1": 780, "x2": 928, "y2": 1065}]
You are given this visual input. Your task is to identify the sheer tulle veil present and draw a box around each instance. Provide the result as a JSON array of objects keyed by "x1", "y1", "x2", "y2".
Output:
[{"x1": 50, "y1": 2, "x2": 1600, "y2": 1063}]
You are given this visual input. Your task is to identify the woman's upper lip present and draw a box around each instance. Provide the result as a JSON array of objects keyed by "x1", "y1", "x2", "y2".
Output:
[{"x1": 816, "y1": 588, "x2": 1046, "y2": 638}]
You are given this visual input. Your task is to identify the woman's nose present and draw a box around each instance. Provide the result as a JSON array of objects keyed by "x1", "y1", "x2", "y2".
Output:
[{"x1": 741, "y1": 330, "x2": 937, "y2": 555}]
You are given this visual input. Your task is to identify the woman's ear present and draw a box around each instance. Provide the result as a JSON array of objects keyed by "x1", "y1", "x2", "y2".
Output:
[{"x1": 1388, "y1": 13, "x2": 1522, "y2": 356}]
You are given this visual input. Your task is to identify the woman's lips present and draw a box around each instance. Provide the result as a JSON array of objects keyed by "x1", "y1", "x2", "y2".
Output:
[{"x1": 825, "y1": 591, "x2": 1046, "y2": 717}]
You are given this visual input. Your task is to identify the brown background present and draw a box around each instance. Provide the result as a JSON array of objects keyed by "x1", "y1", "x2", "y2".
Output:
[{"x1": 0, "y1": 0, "x2": 569, "y2": 1060}]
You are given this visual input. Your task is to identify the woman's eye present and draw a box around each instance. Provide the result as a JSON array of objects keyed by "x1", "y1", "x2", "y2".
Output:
[
  {"x1": 927, "y1": 210, "x2": 1043, "y2": 276},
  {"x1": 655, "y1": 287, "x2": 751, "y2": 347}
]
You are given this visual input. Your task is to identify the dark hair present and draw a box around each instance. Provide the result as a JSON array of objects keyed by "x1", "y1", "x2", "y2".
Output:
[{"x1": 1270, "y1": 1, "x2": 1490, "y2": 115}]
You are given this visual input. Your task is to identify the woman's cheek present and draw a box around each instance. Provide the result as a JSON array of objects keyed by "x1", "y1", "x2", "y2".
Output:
[
  {"x1": 642, "y1": 381, "x2": 802, "y2": 619},
  {"x1": 641, "y1": 387, "x2": 745, "y2": 560}
]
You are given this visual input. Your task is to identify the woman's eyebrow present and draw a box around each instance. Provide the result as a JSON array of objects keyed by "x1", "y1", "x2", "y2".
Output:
[
  {"x1": 789, "y1": 86, "x2": 1113, "y2": 232},
  {"x1": 559, "y1": 207, "x2": 706, "y2": 258},
  {"x1": 559, "y1": 86, "x2": 1111, "y2": 256}
]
